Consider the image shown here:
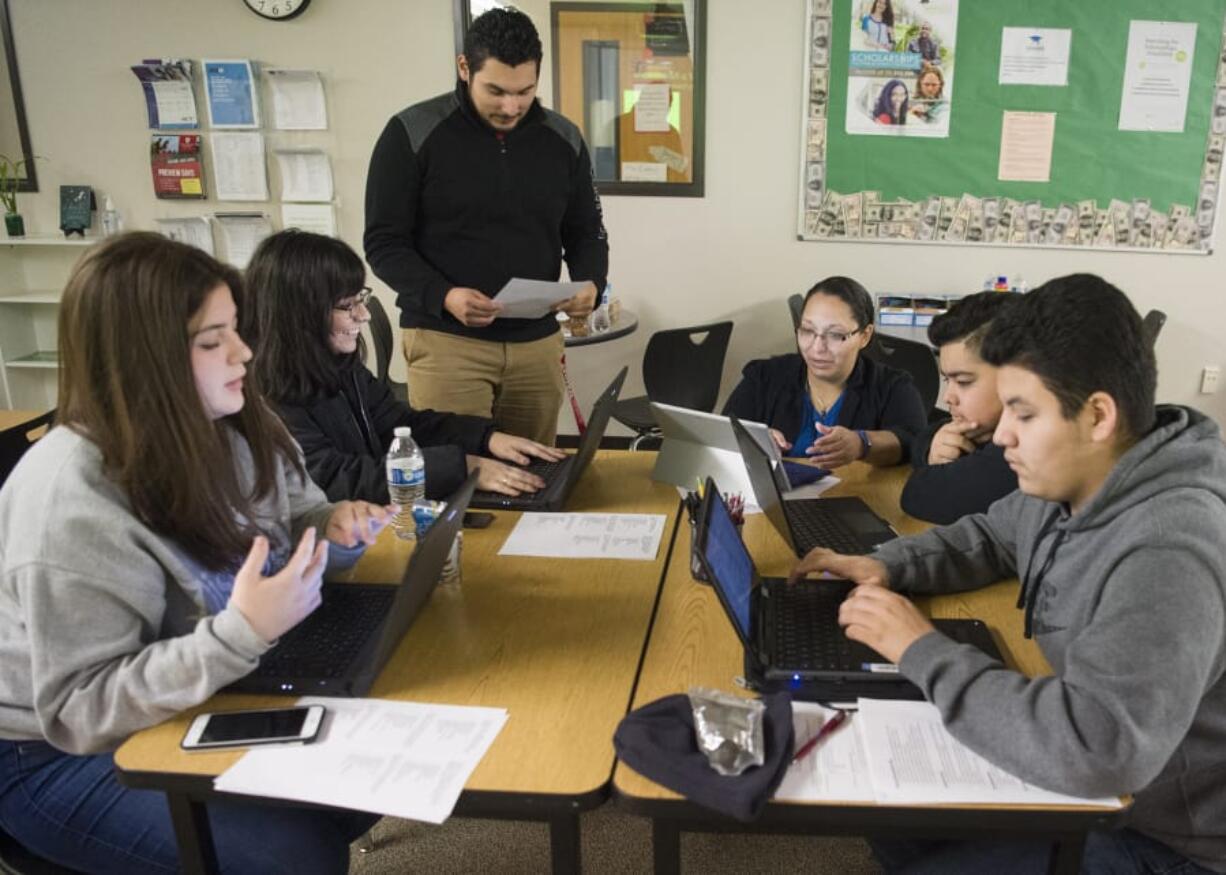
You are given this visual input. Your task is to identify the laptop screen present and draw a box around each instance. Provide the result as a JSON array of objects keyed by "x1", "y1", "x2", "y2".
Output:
[{"x1": 701, "y1": 489, "x2": 755, "y2": 640}]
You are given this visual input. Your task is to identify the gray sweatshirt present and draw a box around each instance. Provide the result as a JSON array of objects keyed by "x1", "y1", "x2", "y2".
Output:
[
  {"x1": 0, "y1": 425, "x2": 341, "y2": 755},
  {"x1": 875, "y1": 405, "x2": 1226, "y2": 871}
]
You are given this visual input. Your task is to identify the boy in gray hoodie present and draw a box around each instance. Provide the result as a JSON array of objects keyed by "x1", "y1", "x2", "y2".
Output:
[{"x1": 792, "y1": 274, "x2": 1226, "y2": 873}]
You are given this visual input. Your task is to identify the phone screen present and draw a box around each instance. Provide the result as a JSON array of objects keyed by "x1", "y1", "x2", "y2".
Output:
[{"x1": 199, "y1": 707, "x2": 310, "y2": 743}]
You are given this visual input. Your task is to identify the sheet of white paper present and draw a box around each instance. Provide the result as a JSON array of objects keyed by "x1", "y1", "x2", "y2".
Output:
[
  {"x1": 998, "y1": 111, "x2": 1056, "y2": 182},
  {"x1": 215, "y1": 213, "x2": 271, "y2": 269},
  {"x1": 150, "y1": 80, "x2": 199, "y2": 127},
  {"x1": 999, "y1": 28, "x2": 1072, "y2": 86},
  {"x1": 782, "y1": 474, "x2": 841, "y2": 501},
  {"x1": 274, "y1": 149, "x2": 333, "y2": 202},
  {"x1": 634, "y1": 83, "x2": 671, "y2": 132},
  {"x1": 1118, "y1": 20, "x2": 1197, "y2": 132},
  {"x1": 498, "y1": 513, "x2": 667, "y2": 560},
  {"x1": 214, "y1": 697, "x2": 507, "y2": 824},
  {"x1": 774, "y1": 703, "x2": 875, "y2": 802},
  {"x1": 281, "y1": 203, "x2": 336, "y2": 236},
  {"x1": 266, "y1": 68, "x2": 328, "y2": 130},
  {"x1": 211, "y1": 132, "x2": 269, "y2": 201},
  {"x1": 856, "y1": 699, "x2": 1125, "y2": 807},
  {"x1": 621, "y1": 161, "x2": 668, "y2": 182},
  {"x1": 155, "y1": 217, "x2": 214, "y2": 256},
  {"x1": 495, "y1": 278, "x2": 588, "y2": 319}
]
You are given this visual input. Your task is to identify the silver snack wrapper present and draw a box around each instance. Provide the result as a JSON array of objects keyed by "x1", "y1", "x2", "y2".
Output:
[{"x1": 686, "y1": 687, "x2": 766, "y2": 776}]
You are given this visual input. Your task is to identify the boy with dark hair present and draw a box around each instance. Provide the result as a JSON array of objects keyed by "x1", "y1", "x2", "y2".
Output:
[
  {"x1": 900, "y1": 291, "x2": 1019, "y2": 523},
  {"x1": 792, "y1": 274, "x2": 1226, "y2": 873},
  {"x1": 365, "y1": 7, "x2": 608, "y2": 444}
]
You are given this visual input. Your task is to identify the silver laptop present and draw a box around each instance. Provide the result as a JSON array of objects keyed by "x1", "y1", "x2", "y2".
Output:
[{"x1": 650, "y1": 403, "x2": 778, "y2": 498}]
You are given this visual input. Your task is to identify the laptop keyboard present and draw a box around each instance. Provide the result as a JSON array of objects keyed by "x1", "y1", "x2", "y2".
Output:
[
  {"x1": 771, "y1": 583, "x2": 856, "y2": 670},
  {"x1": 471, "y1": 456, "x2": 571, "y2": 506},
  {"x1": 786, "y1": 503, "x2": 870, "y2": 555},
  {"x1": 253, "y1": 587, "x2": 394, "y2": 679}
]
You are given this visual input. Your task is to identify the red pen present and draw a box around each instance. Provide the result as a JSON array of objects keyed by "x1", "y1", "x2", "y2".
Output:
[{"x1": 791, "y1": 710, "x2": 849, "y2": 763}]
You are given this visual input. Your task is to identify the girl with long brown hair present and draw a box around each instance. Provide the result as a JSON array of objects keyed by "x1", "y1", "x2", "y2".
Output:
[{"x1": 0, "y1": 232, "x2": 389, "y2": 872}]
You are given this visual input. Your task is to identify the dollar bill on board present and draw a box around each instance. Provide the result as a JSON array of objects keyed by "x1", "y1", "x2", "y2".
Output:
[
  {"x1": 1076, "y1": 200, "x2": 1096, "y2": 245},
  {"x1": 1129, "y1": 198, "x2": 1151, "y2": 246},
  {"x1": 1047, "y1": 203, "x2": 1074, "y2": 245},
  {"x1": 1214, "y1": 89, "x2": 1226, "y2": 134},
  {"x1": 1108, "y1": 199, "x2": 1131, "y2": 246},
  {"x1": 805, "y1": 161, "x2": 825, "y2": 209},
  {"x1": 843, "y1": 192, "x2": 864, "y2": 238},
  {"x1": 809, "y1": 68, "x2": 829, "y2": 118},
  {"x1": 918, "y1": 196, "x2": 942, "y2": 241}
]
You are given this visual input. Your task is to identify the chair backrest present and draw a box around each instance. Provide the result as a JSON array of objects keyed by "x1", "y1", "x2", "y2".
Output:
[
  {"x1": 787, "y1": 293, "x2": 804, "y2": 331},
  {"x1": 864, "y1": 335, "x2": 940, "y2": 414},
  {"x1": 365, "y1": 294, "x2": 395, "y2": 384},
  {"x1": 0, "y1": 409, "x2": 56, "y2": 488},
  {"x1": 642, "y1": 321, "x2": 734, "y2": 413},
  {"x1": 1142, "y1": 309, "x2": 1166, "y2": 348}
]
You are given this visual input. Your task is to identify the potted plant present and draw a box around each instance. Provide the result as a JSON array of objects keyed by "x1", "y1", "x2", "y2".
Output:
[{"x1": 0, "y1": 152, "x2": 30, "y2": 237}]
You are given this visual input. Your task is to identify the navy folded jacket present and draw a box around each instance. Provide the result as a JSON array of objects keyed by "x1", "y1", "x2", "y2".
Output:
[{"x1": 614, "y1": 691, "x2": 794, "y2": 822}]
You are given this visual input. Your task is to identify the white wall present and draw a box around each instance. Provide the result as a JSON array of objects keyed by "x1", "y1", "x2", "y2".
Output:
[{"x1": 7, "y1": 0, "x2": 1224, "y2": 429}]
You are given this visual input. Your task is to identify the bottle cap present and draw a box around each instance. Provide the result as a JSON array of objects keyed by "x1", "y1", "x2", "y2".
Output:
[
  {"x1": 104, "y1": 196, "x2": 115, "y2": 211},
  {"x1": 394, "y1": 426, "x2": 412, "y2": 438}
]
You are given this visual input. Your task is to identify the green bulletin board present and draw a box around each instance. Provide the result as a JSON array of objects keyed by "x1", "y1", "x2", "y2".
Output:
[{"x1": 800, "y1": 0, "x2": 1226, "y2": 251}]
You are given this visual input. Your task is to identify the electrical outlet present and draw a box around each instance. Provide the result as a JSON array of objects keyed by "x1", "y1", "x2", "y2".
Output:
[{"x1": 1202, "y1": 366, "x2": 1221, "y2": 394}]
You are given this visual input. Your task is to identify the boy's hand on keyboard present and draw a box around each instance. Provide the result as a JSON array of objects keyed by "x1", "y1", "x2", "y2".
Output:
[
  {"x1": 326, "y1": 500, "x2": 396, "y2": 547},
  {"x1": 230, "y1": 529, "x2": 328, "y2": 643},
  {"x1": 788, "y1": 547, "x2": 889, "y2": 588},
  {"x1": 487, "y1": 432, "x2": 567, "y2": 466},
  {"x1": 468, "y1": 455, "x2": 547, "y2": 495},
  {"x1": 837, "y1": 585, "x2": 934, "y2": 664}
]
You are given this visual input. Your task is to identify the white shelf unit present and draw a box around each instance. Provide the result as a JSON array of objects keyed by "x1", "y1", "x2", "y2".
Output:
[{"x1": 0, "y1": 236, "x2": 94, "y2": 409}]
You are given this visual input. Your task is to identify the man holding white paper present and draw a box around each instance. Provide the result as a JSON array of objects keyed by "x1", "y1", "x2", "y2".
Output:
[
  {"x1": 791, "y1": 276, "x2": 1226, "y2": 873},
  {"x1": 364, "y1": 8, "x2": 608, "y2": 444}
]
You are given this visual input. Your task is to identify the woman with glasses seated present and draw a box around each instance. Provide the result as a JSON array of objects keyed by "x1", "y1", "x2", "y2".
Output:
[
  {"x1": 244, "y1": 230, "x2": 564, "y2": 503},
  {"x1": 723, "y1": 276, "x2": 926, "y2": 468}
]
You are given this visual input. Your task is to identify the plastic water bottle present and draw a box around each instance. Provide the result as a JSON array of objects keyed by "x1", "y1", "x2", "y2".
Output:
[
  {"x1": 100, "y1": 196, "x2": 122, "y2": 237},
  {"x1": 386, "y1": 427, "x2": 425, "y2": 540}
]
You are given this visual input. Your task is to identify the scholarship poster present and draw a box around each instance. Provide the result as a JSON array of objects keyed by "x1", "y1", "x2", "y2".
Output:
[{"x1": 846, "y1": 0, "x2": 959, "y2": 138}]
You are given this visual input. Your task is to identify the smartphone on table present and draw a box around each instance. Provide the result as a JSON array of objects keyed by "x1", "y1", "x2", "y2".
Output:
[{"x1": 180, "y1": 705, "x2": 325, "y2": 751}]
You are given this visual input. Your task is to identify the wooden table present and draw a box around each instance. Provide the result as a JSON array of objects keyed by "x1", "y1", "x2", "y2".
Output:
[
  {"x1": 0, "y1": 409, "x2": 42, "y2": 431},
  {"x1": 114, "y1": 450, "x2": 683, "y2": 874},
  {"x1": 613, "y1": 463, "x2": 1122, "y2": 874}
]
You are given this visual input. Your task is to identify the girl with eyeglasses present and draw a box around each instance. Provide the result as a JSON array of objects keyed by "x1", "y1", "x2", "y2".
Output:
[
  {"x1": 244, "y1": 230, "x2": 565, "y2": 504},
  {"x1": 0, "y1": 233, "x2": 387, "y2": 871},
  {"x1": 723, "y1": 276, "x2": 926, "y2": 468}
]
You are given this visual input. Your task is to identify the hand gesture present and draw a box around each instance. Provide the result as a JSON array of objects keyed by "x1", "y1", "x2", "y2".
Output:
[
  {"x1": 838, "y1": 585, "x2": 934, "y2": 664},
  {"x1": 554, "y1": 282, "x2": 598, "y2": 319},
  {"x1": 467, "y1": 455, "x2": 547, "y2": 496},
  {"x1": 927, "y1": 419, "x2": 980, "y2": 464},
  {"x1": 325, "y1": 501, "x2": 397, "y2": 548},
  {"x1": 487, "y1": 432, "x2": 567, "y2": 466},
  {"x1": 769, "y1": 428, "x2": 793, "y2": 453},
  {"x1": 444, "y1": 287, "x2": 502, "y2": 327},
  {"x1": 805, "y1": 424, "x2": 864, "y2": 468},
  {"x1": 229, "y1": 530, "x2": 328, "y2": 643}
]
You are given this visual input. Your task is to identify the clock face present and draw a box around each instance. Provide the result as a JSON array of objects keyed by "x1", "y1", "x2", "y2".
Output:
[{"x1": 243, "y1": 0, "x2": 310, "y2": 20}]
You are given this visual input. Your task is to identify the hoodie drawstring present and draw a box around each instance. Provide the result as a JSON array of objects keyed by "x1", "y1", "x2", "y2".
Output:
[{"x1": 1018, "y1": 512, "x2": 1064, "y2": 639}]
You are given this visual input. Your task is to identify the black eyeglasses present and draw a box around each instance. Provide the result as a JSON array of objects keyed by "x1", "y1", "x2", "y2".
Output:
[{"x1": 333, "y1": 287, "x2": 373, "y2": 314}]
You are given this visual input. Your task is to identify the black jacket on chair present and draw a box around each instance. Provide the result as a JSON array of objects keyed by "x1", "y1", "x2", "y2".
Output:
[
  {"x1": 276, "y1": 365, "x2": 495, "y2": 504},
  {"x1": 722, "y1": 353, "x2": 926, "y2": 463}
]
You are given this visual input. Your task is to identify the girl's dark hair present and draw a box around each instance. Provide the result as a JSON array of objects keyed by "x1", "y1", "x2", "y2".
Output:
[
  {"x1": 463, "y1": 7, "x2": 543, "y2": 73},
  {"x1": 871, "y1": 79, "x2": 908, "y2": 124},
  {"x1": 243, "y1": 229, "x2": 367, "y2": 404},
  {"x1": 802, "y1": 276, "x2": 876, "y2": 329},
  {"x1": 874, "y1": 0, "x2": 895, "y2": 27},
  {"x1": 57, "y1": 232, "x2": 303, "y2": 571}
]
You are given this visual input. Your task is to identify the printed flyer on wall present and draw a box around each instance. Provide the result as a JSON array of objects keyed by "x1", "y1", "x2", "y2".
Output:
[
  {"x1": 149, "y1": 135, "x2": 205, "y2": 199},
  {"x1": 846, "y1": 0, "x2": 958, "y2": 138}
]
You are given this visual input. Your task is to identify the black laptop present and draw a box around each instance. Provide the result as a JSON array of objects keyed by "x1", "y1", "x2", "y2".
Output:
[
  {"x1": 227, "y1": 472, "x2": 478, "y2": 697},
  {"x1": 730, "y1": 417, "x2": 897, "y2": 556},
  {"x1": 470, "y1": 367, "x2": 628, "y2": 511},
  {"x1": 695, "y1": 478, "x2": 1002, "y2": 702}
]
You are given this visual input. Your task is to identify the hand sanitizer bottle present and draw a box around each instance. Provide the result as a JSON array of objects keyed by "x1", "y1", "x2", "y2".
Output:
[{"x1": 101, "y1": 197, "x2": 122, "y2": 237}]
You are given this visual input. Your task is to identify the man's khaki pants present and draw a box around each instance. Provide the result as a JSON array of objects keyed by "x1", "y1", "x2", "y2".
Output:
[{"x1": 402, "y1": 328, "x2": 564, "y2": 445}]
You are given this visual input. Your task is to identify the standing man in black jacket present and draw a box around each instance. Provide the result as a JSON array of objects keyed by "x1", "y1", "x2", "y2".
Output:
[{"x1": 364, "y1": 8, "x2": 609, "y2": 445}]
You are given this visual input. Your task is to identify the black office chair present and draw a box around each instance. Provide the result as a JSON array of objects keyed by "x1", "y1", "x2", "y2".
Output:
[
  {"x1": 787, "y1": 293, "x2": 804, "y2": 331},
  {"x1": 865, "y1": 334, "x2": 940, "y2": 417},
  {"x1": 1142, "y1": 309, "x2": 1166, "y2": 348},
  {"x1": 365, "y1": 295, "x2": 408, "y2": 402},
  {"x1": 611, "y1": 321, "x2": 734, "y2": 451},
  {"x1": 0, "y1": 824, "x2": 82, "y2": 874},
  {"x1": 0, "y1": 409, "x2": 55, "y2": 488}
]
